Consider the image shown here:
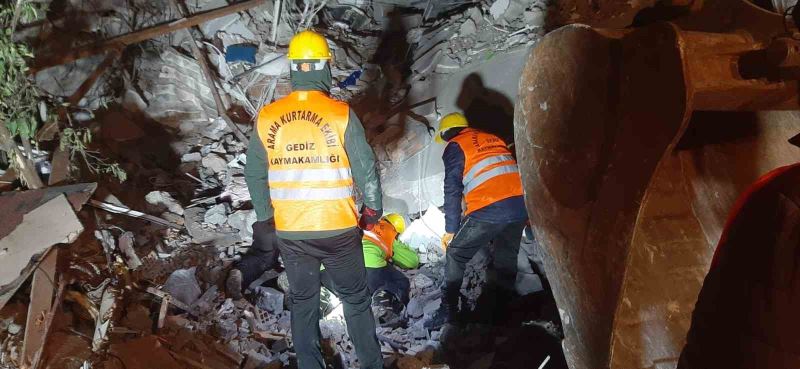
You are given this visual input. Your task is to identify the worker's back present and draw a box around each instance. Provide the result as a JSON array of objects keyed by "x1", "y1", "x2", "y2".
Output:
[{"x1": 256, "y1": 90, "x2": 357, "y2": 233}]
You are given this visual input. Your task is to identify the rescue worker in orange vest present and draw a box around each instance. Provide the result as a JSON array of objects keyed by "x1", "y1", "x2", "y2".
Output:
[
  {"x1": 321, "y1": 213, "x2": 419, "y2": 328},
  {"x1": 242, "y1": 30, "x2": 383, "y2": 369},
  {"x1": 426, "y1": 112, "x2": 528, "y2": 329}
]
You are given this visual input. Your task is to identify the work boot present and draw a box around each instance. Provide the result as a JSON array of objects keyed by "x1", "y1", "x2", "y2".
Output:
[
  {"x1": 226, "y1": 268, "x2": 244, "y2": 300},
  {"x1": 371, "y1": 290, "x2": 405, "y2": 328}
]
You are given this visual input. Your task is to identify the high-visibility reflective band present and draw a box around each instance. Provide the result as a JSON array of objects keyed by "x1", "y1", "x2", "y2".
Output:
[
  {"x1": 463, "y1": 155, "x2": 516, "y2": 186},
  {"x1": 464, "y1": 164, "x2": 519, "y2": 194},
  {"x1": 270, "y1": 186, "x2": 353, "y2": 200},
  {"x1": 269, "y1": 168, "x2": 352, "y2": 182}
]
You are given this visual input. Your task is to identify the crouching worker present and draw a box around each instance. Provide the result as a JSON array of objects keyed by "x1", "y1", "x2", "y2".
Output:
[{"x1": 322, "y1": 214, "x2": 419, "y2": 328}]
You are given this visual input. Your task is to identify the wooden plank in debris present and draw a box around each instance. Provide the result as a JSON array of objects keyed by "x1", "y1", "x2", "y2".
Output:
[
  {"x1": 118, "y1": 231, "x2": 143, "y2": 269},
  {"x1": 30, "y1": 278, "x2": 67, "y2": 369},
  {"x1": 89, "y1": 199, "x2": 184, "y2": 229},
  {"x1": 31, "y1": 0, "x2": 266, "y2": 72},
  {"x1": 21, "y1": 248, "x2": 58, "y2": 368},
  {"x1": 157, "y1": 294, "x2": 170, "y2": 330},
  {"x1": 67, "y1": 51, "x2": 120, "y2": 106},
  {"x1": 48, "y1": 146, "x2": 71, "y2": 186},
  {"x1": 146, "y1": 286, "x2": 194, "y2": 313}
]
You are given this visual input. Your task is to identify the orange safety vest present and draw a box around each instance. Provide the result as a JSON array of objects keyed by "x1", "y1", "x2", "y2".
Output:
[
  {"x1": 362, "y1": 219, "x2": 397, "y2": 259},
  {"x1": 450, "y1": 128, "x2": 524, "y2": 215},
  {"x1": 256, "y1": 91, "x2": 357, "y2": 232}
]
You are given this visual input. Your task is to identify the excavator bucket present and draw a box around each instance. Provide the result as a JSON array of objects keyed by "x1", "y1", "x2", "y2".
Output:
[{"x1": 513, "y1": 2, "x2": 800, "y2": 368}]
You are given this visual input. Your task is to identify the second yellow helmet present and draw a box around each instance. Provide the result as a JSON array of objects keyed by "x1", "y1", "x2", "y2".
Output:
[
  {"x1": 287, "y1": 30, "x2": 332, "y2": 60},
  {"x1": 384, "y1": 213, "x2": 406, "y2": 234},
  {"x1": 436, "y1": 112, "x2": 469, "y2": 143}
]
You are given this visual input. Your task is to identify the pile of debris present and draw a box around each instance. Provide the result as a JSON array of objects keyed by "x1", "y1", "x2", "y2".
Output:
[{"x1": 1, "y1": 1, "x2": 565, "y2": 369}]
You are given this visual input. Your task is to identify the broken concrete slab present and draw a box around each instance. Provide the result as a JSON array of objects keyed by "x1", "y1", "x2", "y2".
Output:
[{"x1": 0, "y1": 194, "x2": 83, "y2": 287}]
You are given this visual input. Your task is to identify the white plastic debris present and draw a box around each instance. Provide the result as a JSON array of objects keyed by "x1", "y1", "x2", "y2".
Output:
[{"x1": 399, "y1": 206, "x2": 446, "y2": 255}]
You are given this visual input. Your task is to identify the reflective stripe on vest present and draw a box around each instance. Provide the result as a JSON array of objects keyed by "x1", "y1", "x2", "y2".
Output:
[
  {"x1": 270, "y1": 187, "x2": 354, "y2": 201},
  {"x1": 269, "y1": 167, "x2": 352, "y2": 182},
  {"x1": 463, "y1": 155, "x2": 518, "y2": 194},
  {"x1": 451, "y1": 128, "x2": 524, "y2": 215},
  {"x1": 257, "y1": 90, "x2": 357, "y2": 232}
]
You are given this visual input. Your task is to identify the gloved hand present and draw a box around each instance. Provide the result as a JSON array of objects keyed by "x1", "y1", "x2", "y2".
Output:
[
  {"x1": 441, "y1": 233, "x2": 454, "y2": 251},
  {"x1": 359, "y1": 206, "x2": 382, "y2": 231},
  {"x1": 250, "y1": 218, "x2": 278, "y2": 266}
]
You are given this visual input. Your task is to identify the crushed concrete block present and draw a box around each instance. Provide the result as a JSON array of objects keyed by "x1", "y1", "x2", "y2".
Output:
[
  {"x1": 422, "y1": 298, "x2": 441, "y2": 318},
  {"x1": 254, "y1": 287, "x2": 284, "y2": 314},
  {"x1": 406, "y1": 297, "x2": 424, "y2": 318},
  {"x1": 489, "y1": 0, "x2": 509, "y2": 20},
  {"x1": 467, "y1": 6, "x2": 482, "y2": 25},
  {"x1": 204, "y1": 203, "x2": 229, "y2": 225},
  {"x1": 163, "y1": 267, "x2": 203, "y2": 306},
  {"x1": 459, "y1": 18, "x2": 477, "y2": 36},
  {"x1": 214, "y1": 318, "x2": 238, "y2": 341},
  {"x1": 181, "y1": 152, "x2": 202, "y2": 162},
  {"x1": 202, "y1": 153, "x2": 229, "y2": 174},
  {"x1": 413, "y1": 274, "x2": 434, "y2": 290},
  {"x1": 145, "y1": 191, "x2": 184, "y2": 216}
]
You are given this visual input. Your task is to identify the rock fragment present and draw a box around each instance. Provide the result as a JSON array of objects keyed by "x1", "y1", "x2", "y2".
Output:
[
  {"x1": 163, "y1": 267, "x2": 203, "y2": 306},
  {"x1": 204, "y1": 203, "x2": 229, "y2": 225}
]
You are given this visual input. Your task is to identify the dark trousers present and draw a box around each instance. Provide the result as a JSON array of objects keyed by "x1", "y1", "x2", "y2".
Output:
[
  {"x1": 278, "y1": 229, "x2": 382, "y2": 369},
  {"x1": 236, "y1": 221, "x2": 279, "y2": 288},
  {"x1": 322, "y1": 264, "x2": 411, "y2": 304},
  {"x1": 444, "y1": 217, "x2": 526, "y2": 310}
]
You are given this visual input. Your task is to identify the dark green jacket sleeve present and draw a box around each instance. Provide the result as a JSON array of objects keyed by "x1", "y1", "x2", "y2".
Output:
[
  {"x1": 344, "y1": 109, "x2": 382, "y2": 211},
  {"x1": 244, "y1": 128, "x2": 274, "y2": 221}
]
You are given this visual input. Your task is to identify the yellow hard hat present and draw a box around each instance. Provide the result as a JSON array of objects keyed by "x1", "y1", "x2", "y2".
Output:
[
  {"x1": 287, "y1": 30, "x2": 332, "y2": 60},
  {"x1": 384, "y1": 213, "x2": 406, "y2": 234},
  {"x1": 435, "y1": 112, "x2": 469, "y2": 143}
]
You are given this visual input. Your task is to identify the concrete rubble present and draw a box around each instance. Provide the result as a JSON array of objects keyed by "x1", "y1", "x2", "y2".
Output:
[{"x1": 0, "y1": 1, "x2": 567, "y2": 369}]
